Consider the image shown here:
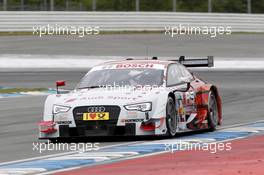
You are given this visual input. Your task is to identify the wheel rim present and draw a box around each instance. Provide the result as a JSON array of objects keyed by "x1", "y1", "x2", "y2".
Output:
[
  {"x1": 209, "y1": 94, "x2": 218, "y2": 127},
  {"x1": 167, "y1": 100, "x2": 177, "y2": 135}
]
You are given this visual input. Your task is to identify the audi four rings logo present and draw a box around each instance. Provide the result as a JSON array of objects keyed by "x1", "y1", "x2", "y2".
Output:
[{"x1": 87, "y1": 106, "x2": 106, "y2": 113}]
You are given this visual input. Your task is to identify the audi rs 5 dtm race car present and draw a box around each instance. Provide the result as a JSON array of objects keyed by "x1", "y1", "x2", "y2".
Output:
[{"x1": 39, "y1": 56, "x2": 222, "y2": 140}]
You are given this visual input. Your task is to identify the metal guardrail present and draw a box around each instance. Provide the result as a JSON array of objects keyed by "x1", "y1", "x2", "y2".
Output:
[{"x1": 0, "y1": 11, "x2": 264, "y2": 32}]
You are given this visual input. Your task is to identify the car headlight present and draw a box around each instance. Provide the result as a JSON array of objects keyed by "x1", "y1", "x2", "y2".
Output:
[
  {"x1": 124, "y1": 102, "x2": 152, "y2": 112},
  {"x1": 53, "y1": 105, "x2": 71, "y2": 114}
]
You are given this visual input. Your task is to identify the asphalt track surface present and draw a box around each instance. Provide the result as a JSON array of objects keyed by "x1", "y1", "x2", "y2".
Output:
[
  {"x1": 0, "y1": 34, "x2": 264, "y2": 58},
  {"x1": 1, "y1": 69, "x2": 264, "y2": 163},
  {"x1": 0, "y1": 33, "x2": 264, "y2": 163}
]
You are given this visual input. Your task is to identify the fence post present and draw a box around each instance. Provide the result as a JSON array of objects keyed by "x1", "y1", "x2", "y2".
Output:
[
  {"x1": 208, "y1": 0, "x2": 212, "y2": 12},
  {"x1": 79, "y1": 2, "x2": 83, "y2": 11},
  {"x1": 43, "y1": 0, "x2": 47, "y2": 10},
  {"x1": 65, "y1": 0, "x2": 69, "y2": 11},
  {"x1": 172, "y1": 0, "x2": 177, "y2": 12},
  {"x1": 21, "y1": 0, "x2": 24, "y2": 11},
  {"x1": 50, "y1": 0, "x2": 54, "y2": 11},
  {"x1": 247, "y1": 0, "x2": 251, "y2": 13},
  {"x1": 92, "y1": 0, "x2": 96, "y2": 11},
  {"x1": 3, "y1": 0, "x2": 7, "y2": 11},
  {"x1": 136, "y1": 0, "x2": 140, "y2": 11}
]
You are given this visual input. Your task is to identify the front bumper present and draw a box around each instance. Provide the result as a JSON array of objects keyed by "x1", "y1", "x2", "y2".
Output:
[
  {"x1": 39, "y1": 105, "x2": 166, "y2": 139},
  {"x1": 39, "y1": 123, "x2": 137, "y2": 139},
  {"x1": 63, "y1": 123, "x2": 136, "y2": 137}
]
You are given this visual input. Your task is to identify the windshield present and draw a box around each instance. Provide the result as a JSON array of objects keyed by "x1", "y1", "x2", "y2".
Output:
[{"x1": 77, "y1": 68, "x2": 164, "y2": 89}]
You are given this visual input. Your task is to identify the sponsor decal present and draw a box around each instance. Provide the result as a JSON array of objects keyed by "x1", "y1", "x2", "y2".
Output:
[
  {"x1": 108, "y1": 96, "x2": 137, "y2": 101},
  {"x1": 124, "y1": 119, "x2": 144, "y2": 123},
  {"x1": 83, "y1": 112, "x2": 109, "y2": 121},
  {"x1": 56, "y1": 113, "x2": 68, "y2": 121},
  {"x1": 127, "y1": 111, "x2": 138, "y2": 117},
  {"x1": 65, "y1": 98, "x2": 77, "y2": 103},
  {"x1": 90, "y1": 63, "x2": 165, "y2": 71},
  {"x1": 79, "y1": 96, "x2": 104, "y2": 100},
  {"x1": 178, "y1": 107, "x2": 185, "y2": 116},
  {"x1": 56, "y1": 121, "x2": 72, "y2": 125},
  {"x1": 116, "y1": 63, "x2": 154, "y2": 69}
]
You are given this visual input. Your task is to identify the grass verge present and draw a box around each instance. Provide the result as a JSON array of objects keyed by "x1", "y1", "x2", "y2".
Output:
[{"x1": 0, "y1": 88, "x2": 48, "y2": 94}]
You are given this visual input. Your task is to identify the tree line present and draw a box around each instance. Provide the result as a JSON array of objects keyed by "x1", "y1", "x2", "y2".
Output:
[{"x1": 2, "y1": 0, "x2": 264, "y2": 13}]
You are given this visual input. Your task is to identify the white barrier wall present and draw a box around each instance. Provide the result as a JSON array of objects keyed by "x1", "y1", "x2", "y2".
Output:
[{"x1": 0, "y1": 11, "x2": 263, "y2": 32}]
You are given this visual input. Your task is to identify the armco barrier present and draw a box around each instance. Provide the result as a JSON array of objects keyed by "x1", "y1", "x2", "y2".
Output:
[{"x1": 0, "y1": 11, "x2": 263, "y2": 32}]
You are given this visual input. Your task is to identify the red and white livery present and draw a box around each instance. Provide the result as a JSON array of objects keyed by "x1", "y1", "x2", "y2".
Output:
[{"x1": 39, "y1": 56, "x2": 222, "y2": 140}]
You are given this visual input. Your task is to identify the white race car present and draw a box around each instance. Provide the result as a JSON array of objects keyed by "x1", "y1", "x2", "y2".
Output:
[{"x1": 39, "y1": 56, "x2": 222, "y2": 141}]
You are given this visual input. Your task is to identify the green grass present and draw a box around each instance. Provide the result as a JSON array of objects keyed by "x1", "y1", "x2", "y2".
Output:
[
  {"x1": 0, "y1": 88, "x2": 48, "y2": 94},
  {"x1": 0, "y1": 32, "x2": 33, "y2": 36}
]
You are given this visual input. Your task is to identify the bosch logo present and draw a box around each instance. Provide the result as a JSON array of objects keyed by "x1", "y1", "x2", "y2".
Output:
[{"x1": 87, "y1": 106, "x2": 105, "y2": 113}]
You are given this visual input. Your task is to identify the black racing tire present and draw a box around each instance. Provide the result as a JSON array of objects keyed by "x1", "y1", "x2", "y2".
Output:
[
  {"x1": 48, "y1": 138, "x2": 67, "y2": 143},
  {"x1": 166, "y1": 97, "x2": 178, "y2": 137},
  {"x1": 208, "y1": 91, "x2": 218, "y2": 131},
  {"x1": 48, "y1": 138, "x2": 58, "y2": 143}
]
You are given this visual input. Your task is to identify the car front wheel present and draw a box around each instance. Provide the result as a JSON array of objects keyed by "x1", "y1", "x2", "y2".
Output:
[{"x1": 166, "y1": 97, "x2": 178, "y2": 137}]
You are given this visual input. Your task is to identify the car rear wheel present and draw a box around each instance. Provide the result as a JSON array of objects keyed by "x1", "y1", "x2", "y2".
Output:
[
  {"x1": 208, "y1": 91, "x2": 218, "y2": 131},
  {"x1": 166, "y1": 97, "x2": 178, "y2": 137}
]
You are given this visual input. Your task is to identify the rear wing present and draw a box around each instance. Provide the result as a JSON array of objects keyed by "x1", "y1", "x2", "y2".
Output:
[{"x1": 170, "y1": 56, "x2": 214, "y2": 67}]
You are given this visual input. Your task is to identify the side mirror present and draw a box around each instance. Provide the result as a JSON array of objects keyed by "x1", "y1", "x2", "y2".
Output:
[
  {"x1": 179, "y1": 77, "x2": 191, "y2": 92},
  {"x1": 56, "y1": 80, "x2": 66, "y2": 94},
  {"x1": 180, "y1": 77, "x2": 190, "y2": 84}
]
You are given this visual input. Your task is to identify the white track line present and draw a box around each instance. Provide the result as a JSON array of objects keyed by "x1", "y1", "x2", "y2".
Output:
[
  {"x1": 0, "y1": 141, "x2": 141, "y2": 166},
  {"x1": 1, "y1": 120, "x2": 263, "y2": 166},
  {"x1": 0, "y1": 54, "x2": 264, "y2": 69},
  {"x1": 43, "y1": 122, "x2": 264, "y2": 175}
]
